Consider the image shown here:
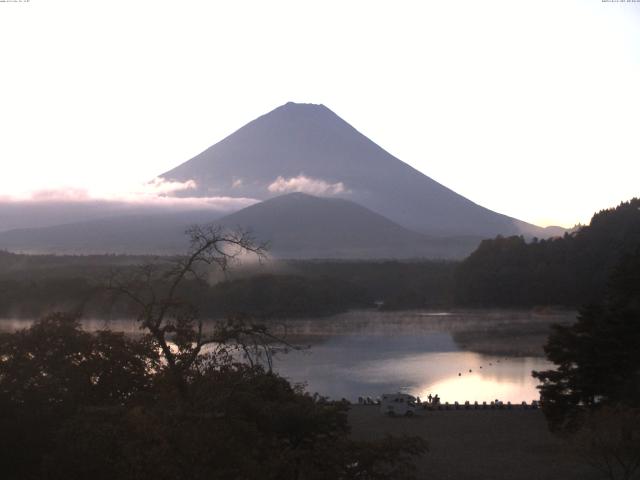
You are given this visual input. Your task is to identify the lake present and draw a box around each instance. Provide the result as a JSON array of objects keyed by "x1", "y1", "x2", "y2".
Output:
[
  {"x1": 1, "y1": 309, "x2": 576, "y2": 404},
  {"x1": 267, "y1": 309, "x2": 574, "y2": 403}
]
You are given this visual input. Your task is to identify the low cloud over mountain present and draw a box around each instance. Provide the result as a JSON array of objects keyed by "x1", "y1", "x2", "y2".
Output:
[
  {"x1": 267, "y1": 175, "x2": 347, "y2": 196},
  {"x1": 0, "y1": 178, "x2": 258, "y2": 232}
]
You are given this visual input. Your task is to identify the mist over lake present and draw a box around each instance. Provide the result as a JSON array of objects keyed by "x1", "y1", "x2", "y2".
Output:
[
  {"x1": 1, "y1": 309, "x2": 573, "y2": 404},
  {"x1": 268, "y1": 310, "x2": 571, "y2": 403},
  {"x1": 2, "y1": 2, "x2": 638, "y2": 478}
]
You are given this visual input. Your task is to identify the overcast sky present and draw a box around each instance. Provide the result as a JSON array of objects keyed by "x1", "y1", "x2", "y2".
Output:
[{"x1": 1, "y1": 0, "x2": 638, "y2": 227}]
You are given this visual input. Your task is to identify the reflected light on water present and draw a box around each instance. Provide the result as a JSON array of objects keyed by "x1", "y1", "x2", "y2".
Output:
[
  {"x1": 419, "y1": 373, "x2": 540, "y2": 404},
  {"x1": 275, "y1": 340, "x2": 550, "y2": 403},
  {"x1": 414, "y1": 353, "x2": 544, "y2": 403},
  {"x1": 1, "y1": 310, "x2": 565, "y2": 402}
]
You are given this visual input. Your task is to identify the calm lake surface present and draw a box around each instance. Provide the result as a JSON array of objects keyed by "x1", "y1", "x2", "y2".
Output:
[{"x1": 1, "y1": 309, "x2": 576, "y2": 403}]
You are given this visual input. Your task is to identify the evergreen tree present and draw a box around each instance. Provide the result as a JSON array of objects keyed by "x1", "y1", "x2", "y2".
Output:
[{"x1": 533, "y1": 248, "x2": 640, "y2": 431}]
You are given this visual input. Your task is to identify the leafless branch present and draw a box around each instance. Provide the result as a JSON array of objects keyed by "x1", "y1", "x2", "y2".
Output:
[{"x1": 102, "y1": 224, "x2": 287, "y2": 397}]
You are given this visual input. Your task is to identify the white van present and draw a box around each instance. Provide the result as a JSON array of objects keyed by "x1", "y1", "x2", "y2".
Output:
[{"x1": 380, "y1": 393, "x2": 418, "y2": 416}]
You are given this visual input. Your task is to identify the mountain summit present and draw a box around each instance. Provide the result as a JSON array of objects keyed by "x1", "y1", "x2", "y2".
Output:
[{"x1": 162, "y1": 102, "x2": 548, "y2": 238}]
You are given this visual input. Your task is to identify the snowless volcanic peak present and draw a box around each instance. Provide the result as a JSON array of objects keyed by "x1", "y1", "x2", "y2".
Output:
[
  {"x1": 212, "y1": 192, "x2": 481, "y2": 259},
  {"x1": 162, "y1": 102, "x2": 550, "y2": 238}
]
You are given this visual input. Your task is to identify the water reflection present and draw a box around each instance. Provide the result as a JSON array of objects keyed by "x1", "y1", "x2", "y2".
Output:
[
  {"x1": 1, "y1": 310, "x2": 573, "y2": 403},
  {"x1": 273, "y1": 333, "x2": 550, "y2": 403}
]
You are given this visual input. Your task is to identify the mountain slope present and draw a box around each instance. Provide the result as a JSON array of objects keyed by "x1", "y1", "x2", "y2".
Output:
[
  {"x1": 0, "y1": 195, "x2": 481, "y2": 258},
  {"x1": 0, "y1": 211, "x2": 223, "y2": 255},
  {"x1": 163, "y1": 102, "x2": 552, "y2": 238},
  {"x1": 214, "y1": 193, "x2": 481, "y2": 258}
]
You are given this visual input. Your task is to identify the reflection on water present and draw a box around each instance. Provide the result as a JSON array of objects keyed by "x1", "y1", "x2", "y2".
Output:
[
  {"x1": 0, "y1": 309, "x2": 575, "y2": 403},
  {"x1": 273, "y1": 332, "x2": 551, "y2": 403},
  {"x1": 266, "y1": 309, "x2": 574, "y2": 402}
]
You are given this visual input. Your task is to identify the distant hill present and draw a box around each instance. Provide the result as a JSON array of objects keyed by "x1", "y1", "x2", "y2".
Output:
[
  {"x1": 0, "y1": 194, "x2": 482, "y2": 258},
  {"x1": 0, "y1": 201, "x2": 151, "y2": 233},
  {"x1": 0, "y1": 200, "x2": 245, "y2": 233},
  {"x1": 163, "y1": 102, "x2": 556, "y2": 238},
  {"x1": 455, "y1": 197, "x2": 640, "y2": 307},
  {"x1": 214, "y1": 192, "x2": 481, "y2": 259},
  {"x1": 0, "y1": 210, "x2": 222, "y2": 255}
]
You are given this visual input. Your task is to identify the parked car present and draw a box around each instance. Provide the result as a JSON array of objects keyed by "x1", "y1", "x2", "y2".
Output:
[{"x1": 380, "y1": 393, "x2": 418, "y2": 416}]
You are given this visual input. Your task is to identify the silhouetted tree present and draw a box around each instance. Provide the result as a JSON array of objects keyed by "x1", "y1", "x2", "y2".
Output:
[
  {"x1": 455, "y1": 198, "x2": 640, "y2": 308},
  {"x1": 0, "y1": 313, "x2": 158, "y2": 479},
  {"x1": 1, "y1": 226, "x2": 428, "y2": 479},
  {"x1": 533, "y1": 248, "x2": 640, "y2": 431},
  {"x1": 107, "y1": 225, "x2": 275, "y2": 395}
]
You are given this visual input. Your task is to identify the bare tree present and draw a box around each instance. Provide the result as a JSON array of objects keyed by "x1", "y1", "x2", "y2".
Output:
[{"x1": 107, "y1": 225, "x2": 289, "y2": 395}]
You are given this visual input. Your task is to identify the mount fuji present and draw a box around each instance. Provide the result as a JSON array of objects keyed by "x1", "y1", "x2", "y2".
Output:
[{"x1": 162, "y1": 102, "x2": 554, "y2": 239}]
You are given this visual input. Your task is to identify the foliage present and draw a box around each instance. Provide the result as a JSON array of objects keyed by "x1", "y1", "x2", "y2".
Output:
[
  {"x1": 455, "y1": 198, "x2": 640, "y2": 307},
  {"x1": 205, "y1": 273, "x2": 369, "y2": 318},
  {"x1": 287, "y1": 260, "x2": 456, "y2": 310},
  {"x1": 0, "y1": 256, "x2": 456, "y2": 319},
  {"x1": 0, "y1": 225, "x2": 427, "y2": 479},
  {"x1": 0, "y1": 313, "x2": 159, "y2": 479},
  {"x1": 0, "y1": 198, "x2": 638, "y2": 317},
  {"x1": 533, "y1": 248, "x2": 640, "y2": 431},
  {"x1": 571, "y1": 406, "x2": 640, "y2": 480},
  {"x1": 0, "y1": 314, "x2": 426, "y2": 480}
]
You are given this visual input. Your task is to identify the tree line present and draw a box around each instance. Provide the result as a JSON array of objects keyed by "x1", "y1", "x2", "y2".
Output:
[
  {"x1": 0, "y1": 198, "x2": 638, "y2": 320},
  {"x1": 0, "y1": 256, "x2": 456, "y2": 319},
  {"x1": 0, "y1": 226, "x2": 426, "y2": 480},
  {"x1": 454, "y1": 198, "x2": 640, "y2": 307}
]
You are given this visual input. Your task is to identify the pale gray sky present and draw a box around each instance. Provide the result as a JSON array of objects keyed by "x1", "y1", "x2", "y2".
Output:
[{"x1": 1, "y1": 0, "x2": 639, "y2": 227}]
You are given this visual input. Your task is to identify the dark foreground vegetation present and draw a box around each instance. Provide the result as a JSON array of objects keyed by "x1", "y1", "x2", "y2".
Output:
[
  {"x1": 0, "y1": 199, "x2": 638, "y2": 479},
  {"x1": 0, "y1": 314, "x2": 427, "y2": 480},
  {"x1": 534, "y1": 247, "x2": 640, "y2": 431},
  {"x1": 532, "y1": 247, "x2": 640, "y2": 479},
  {"x1": 0, "y1": 227, "x2": 426, "y2": 480},
  {"x1": 0, "y1": 198, "x2": 638, "y2": 319}
]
